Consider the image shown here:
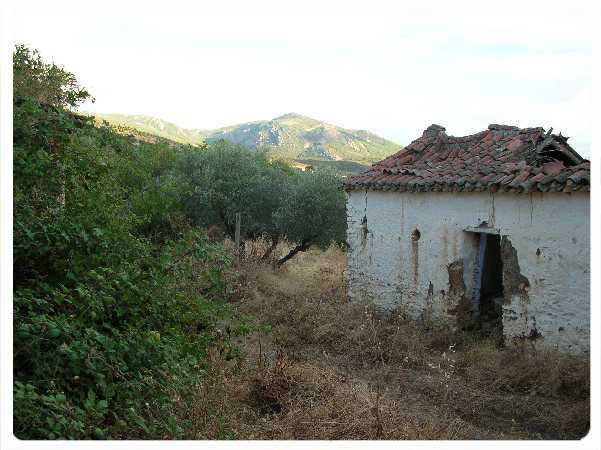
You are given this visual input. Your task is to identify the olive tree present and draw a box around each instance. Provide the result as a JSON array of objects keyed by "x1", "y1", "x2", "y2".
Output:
[
  {"x1": 176, "y1": 141, "x2": 347, "y2": 264},
  {"x1": 274, "y1": 168, "x2": 346, "y2": 265},
  {"x1": 176, "y1": 140, "x2": 294, "y2": 247}
]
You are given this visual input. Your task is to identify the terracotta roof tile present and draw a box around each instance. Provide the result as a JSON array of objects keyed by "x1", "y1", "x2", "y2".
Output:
[
  {"x1": 542, "y1": 160, "x2": 564, "y2": 176},
  {"x1": 344, "y1": 124, "x2": 589, "y2": 194}
]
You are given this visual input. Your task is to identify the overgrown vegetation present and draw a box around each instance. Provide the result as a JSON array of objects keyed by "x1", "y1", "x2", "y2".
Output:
[
  {"x1": 218, "y1": 246, "x2": 590, "y2": 439},
  {"x1": 13, "y1": 45, "x2": 347, "y2": 439},
  {"x1": 13, "y1": 44, "x2": 249, "y2": 439}
]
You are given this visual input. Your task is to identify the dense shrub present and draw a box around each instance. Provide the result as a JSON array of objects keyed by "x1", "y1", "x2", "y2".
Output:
[
  {"x1": 14, "y1": 44, "x2": 92, "y2": 108},
  {"x1": 13, "y1": 45, "x2": 245, "y2": 439}
]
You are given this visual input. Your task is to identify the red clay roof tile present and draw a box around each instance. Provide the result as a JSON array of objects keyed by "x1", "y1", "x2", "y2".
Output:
[{"x1": 344, "y1": 124, "x2": 589, "y2": 194}]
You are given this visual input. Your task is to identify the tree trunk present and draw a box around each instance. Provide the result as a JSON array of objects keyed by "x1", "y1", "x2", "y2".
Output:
[
  {"x1": 218, "y1": 210, "x2": 235, "y2": 241},
  {"x1": 261, "y1": 237, "x2": 279, "y2": 261},
  {"x1": 276, "y1": 239, "x2": 312, "y2": 266}
]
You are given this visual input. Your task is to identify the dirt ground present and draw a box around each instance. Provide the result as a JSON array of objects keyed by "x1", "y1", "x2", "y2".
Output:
[{"x1": 199, "y1": 243, "x2": 590, "y2": 440}]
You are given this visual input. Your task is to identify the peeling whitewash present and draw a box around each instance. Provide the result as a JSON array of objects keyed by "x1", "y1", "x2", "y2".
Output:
[{"x1": 346, "y1": 190, "x2": 590, "y2": 354}]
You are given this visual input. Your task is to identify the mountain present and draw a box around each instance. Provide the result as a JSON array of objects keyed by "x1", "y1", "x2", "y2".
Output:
[
  {"x1": 92, "y1": 113, "x2": 205, "y2": 145},
  {"x1": 92, "y1": 112, "x2": 402, "y2": 173},
  {"x1": 203, "y1": 113, "x2": 401, "y2": 164}
]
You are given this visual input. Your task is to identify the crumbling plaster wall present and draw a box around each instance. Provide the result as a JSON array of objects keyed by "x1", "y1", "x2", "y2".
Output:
[{"x1": 346, "y1": 190, "x2": 590, "y2": 354}]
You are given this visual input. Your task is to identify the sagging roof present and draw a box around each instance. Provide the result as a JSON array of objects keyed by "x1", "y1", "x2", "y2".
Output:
[{"x1": 344, "y1": 124, "x2": 590, "y2": 193}]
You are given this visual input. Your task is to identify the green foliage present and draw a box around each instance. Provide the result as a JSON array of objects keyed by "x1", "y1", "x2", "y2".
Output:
[
  {"x1": 13, "y1": 44, "x2": 349, "y2": 439},
  {"x1": 274, "y1": 168, "x2": 347, "y2": 248},
  {"x1": 176, "y1": 140, "x2": 347, "y2": 261},
  {"x1": 176, "y1": 139, "x2": 295, "y2": 241},
  {"x1": 13, "y1": 44, "x2": 93, "y2": 108},
  {"x1": 294, "y1": 158, "x2": 369, "y2": 175},
  {"x1": 13, "y1": 46, "x2": 246, "y2": 439}
]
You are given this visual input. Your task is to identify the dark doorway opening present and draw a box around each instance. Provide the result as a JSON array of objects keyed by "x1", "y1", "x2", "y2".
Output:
[{"x1": 476, "y1": 233, "x2": 504, "y2": 334}]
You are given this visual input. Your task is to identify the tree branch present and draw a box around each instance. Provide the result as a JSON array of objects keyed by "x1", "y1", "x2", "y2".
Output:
[{"x1": 276, "y1": 238, "x2": 313, "y2": 266}]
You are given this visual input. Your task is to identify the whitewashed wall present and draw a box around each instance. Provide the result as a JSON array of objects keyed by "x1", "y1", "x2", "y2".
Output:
[{"x1": 346, "y1": 190, "x2": 590, "y2": 354}]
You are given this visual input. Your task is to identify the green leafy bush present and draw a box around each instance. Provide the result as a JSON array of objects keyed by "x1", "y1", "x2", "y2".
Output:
[
  {"x1": 13, "y1": 45, "x2": 246, "y2": 439},
  {"x1": 14, "y1": 44, "x2": 93, "y2": 108}
]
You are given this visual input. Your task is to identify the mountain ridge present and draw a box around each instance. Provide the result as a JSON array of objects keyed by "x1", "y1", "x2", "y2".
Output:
[{"x1": 90, "y1": 112, "x2": 403, "y2": 172}]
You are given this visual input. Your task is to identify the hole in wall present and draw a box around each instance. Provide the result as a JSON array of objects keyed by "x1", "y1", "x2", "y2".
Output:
[
  {"x1": 465, "y1": 231, "x2": 504, "y2": 337},
  {"x1": 361, "y1": 215, "x2": 369, "y2": 243}
]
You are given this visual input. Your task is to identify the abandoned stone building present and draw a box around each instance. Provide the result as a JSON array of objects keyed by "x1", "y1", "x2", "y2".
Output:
[{"x1": 344, "y1": 124, "x2": 590, "y2": 354}]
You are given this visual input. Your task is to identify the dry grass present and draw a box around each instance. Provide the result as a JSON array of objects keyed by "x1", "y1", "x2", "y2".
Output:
[{"x1": 189, "y1": 242, "x2": 590, "y2": 440}]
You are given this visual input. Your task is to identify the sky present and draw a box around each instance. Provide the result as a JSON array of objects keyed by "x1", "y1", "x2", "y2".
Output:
[{"x1": 11, "y1": 0, "x2": 595, "y2": 157}]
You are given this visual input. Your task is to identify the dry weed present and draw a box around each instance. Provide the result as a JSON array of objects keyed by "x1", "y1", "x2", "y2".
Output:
[
  {"x1": 187, "y1": 242, "x2": 590, "y2": 440},
  {"x1": 245, "y1": 348, "x2": 487, "y2": 439}
]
